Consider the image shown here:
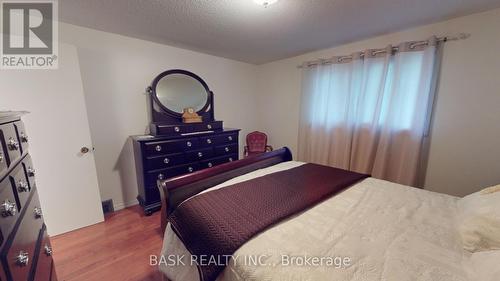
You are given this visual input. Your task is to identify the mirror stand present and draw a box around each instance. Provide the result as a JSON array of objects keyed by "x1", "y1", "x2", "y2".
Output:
[{"x1": 147, "y1": 69, "x2": 223, "y2": 136}]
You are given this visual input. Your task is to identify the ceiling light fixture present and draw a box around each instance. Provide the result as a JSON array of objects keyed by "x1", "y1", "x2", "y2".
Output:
[{"x1": 253, "y1": 0, "x2": 279, "y2": 8}]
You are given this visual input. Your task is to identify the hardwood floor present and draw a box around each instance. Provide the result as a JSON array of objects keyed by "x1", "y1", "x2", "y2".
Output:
[{"x1": 51, "y1": 205, "x2": 164, "y2": 281}]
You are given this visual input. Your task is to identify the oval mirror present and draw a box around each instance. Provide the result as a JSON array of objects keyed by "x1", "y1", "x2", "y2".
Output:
[{"x1": 152, "y1": 70, "x2": 209, "y2": 115}]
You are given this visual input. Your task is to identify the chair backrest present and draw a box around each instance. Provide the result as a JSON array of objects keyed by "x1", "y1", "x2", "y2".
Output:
[{"x1": 246, "y1": 131, "x2": 268, "y2": 153}]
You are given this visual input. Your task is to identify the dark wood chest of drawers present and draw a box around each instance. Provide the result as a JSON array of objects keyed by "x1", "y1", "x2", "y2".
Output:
[
  {"x1": 132, "y1": 128, "x2": 240, "y2": 215},
  {"x1": 0, "y1": 112, "x2": 57, "y2": 281}
]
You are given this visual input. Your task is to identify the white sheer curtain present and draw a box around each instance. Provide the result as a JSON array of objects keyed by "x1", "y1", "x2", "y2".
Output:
[{"x1": 298, "y1": 37, "x2": 442, "y2": 186}]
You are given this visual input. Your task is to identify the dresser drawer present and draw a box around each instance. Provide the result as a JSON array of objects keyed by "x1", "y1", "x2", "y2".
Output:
[
  {"x1": 145, "y1": 153, "x2": 185, "y2": 170},
  {"x1": 145, "y1": 164, "x2": 200, "y2": 187},
  {"x1": 213, "y1": 133, "x2": 238, "y2": 145},
  {"x1": 3, "y1": 192, "x2": 44, "y2": 281},
  {"x1": 22, "y1": 155, "x2": 36, "y2": 190},
  {"x1": 0, "y1": 144, "x2": 7, "y2": 181},
  {"x1": 9, "y1": 164, "x2": 30, "y2": 210},
  {"x1": 150, "y1": 121, "x2": 224, "y2": 136},
  {"x1": 14, "y1": 121, "x2": 29, "y2": 155},
  {"x1": 144, "y1": 138, "x2": 199, "y2": 156},
  {"x1": 0, "y1": 178, "x2": 20, "y2": 248},
  {"x1": 214, "y1": 143, "x2": 238, "y2": 156},
  {"x1": 198, "y1": 135, "x2": 216, "y2": 147},
  {"x1": 143, "y1": 185, "x2": 160, "y2": 202},
  {"x1": 31, "y1": 226, "x2": 53, "y2": 281},
  {"x1": 200, "y1": 154, "x2": 238, "y2": 169},
  {"x1": 151, "y1": 124, "x2": 185, "y2": 135},
  {"x1": 192, "y1": 122, "x2": 223, "y2": 132},
  {"x1": 185, "y1": 147, "x2": 214, "y2": 162},
  {"x1": 0, "y1": 123, "x2": 21, "y2": 167}
]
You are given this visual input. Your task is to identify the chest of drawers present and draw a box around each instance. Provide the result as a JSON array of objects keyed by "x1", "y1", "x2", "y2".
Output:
[
  {"x1": 0, "y1": 112, "x2": 57, "y2": 281},
  {"x1": 132, "y1": 128, "x2": 240, "y2": 215}
]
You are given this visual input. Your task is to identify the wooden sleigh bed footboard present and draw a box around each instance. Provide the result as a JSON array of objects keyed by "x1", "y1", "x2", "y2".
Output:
[{"x1": 157, "y1": 147, "x2": 293, "y2": 233}]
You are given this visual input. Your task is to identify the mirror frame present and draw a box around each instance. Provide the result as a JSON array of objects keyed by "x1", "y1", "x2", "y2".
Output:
[{"x1": 150, "y1": 69, "x2": 211, "y2": 117}]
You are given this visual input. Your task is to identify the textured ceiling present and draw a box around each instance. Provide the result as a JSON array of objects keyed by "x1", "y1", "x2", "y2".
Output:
[{"x1": 60, "y1": 0, "x2": 500, "y2": 64}]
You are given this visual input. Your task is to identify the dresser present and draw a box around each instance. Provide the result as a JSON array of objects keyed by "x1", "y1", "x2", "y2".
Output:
[
  {"x1": 133, "y1": 128, "x2": 240, "y2": 215},
  {"x1": 0, "y1": 112, "x2": 57, "y2": 281},
  {"x1": 132, "y1": 69, "x2": 243, "y2": 215}
]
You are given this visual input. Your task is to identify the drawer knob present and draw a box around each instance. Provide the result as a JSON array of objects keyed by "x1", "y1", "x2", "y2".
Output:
[
  {"x1": 155, "y1": 145, "x2": 162, "y2": 152},
  {"x1": 174, "y1": 126, "x2": 180, "y2": 132},
  {"x1": 17, "y1": 180, "x2": 29, "y2": 192},
  {"x1": 1, "y1": 200, "x2": 17, "y2": 217},
  {"x1": 15, "y1": 251, "x2": 29, "y2": 267},
  {"x1": 197, "y1": 152, "x2": 203, "y2": 158},
  {"x1": 27, "y1": 167, "x2": 36, "y2": 177},
  {"x1": 206, "y1": 139, "x2": 212, "y2": 144},
  {"x1": 224, "y1": 147, "x2": 230, "y2": 152},
  {"x1": 44, "y1": 245, "x2": 53, "y2": 256},
  {"x1": 188, "y1": 167, "x2": 194, "y2": 173},
  {"x1": 207, "y1": 162, "x2": 213, "y2": 168},
  {"x1": 20, "y1": 132, "x2": 28, "y2": 143},
  {"x1": 228, "y1": 136, "x2": 233, "y2": 141},
  {"x1": 186, "y1": 141, "x2": 192, "y2": 147},
  {"x1": 0, "y1": 153, "x2": 3, "y2": 163},
  {"x1": 34, "y1": 207, "x2": 42, "y2": 218},
  {"x1": 229, "y1": 157, "x2": 234, "y2": 162},
  {"x1": 163, "y1": 158, "x2": 170, "y2": 164},
  {"x1": 207, "y1": 124, "x2": 212, "y2": 129},
  {"x1": 157, "y1": 173, "x2": 165, "y2": 180},
  {"x1": 8, "y1": 138, "x2": 19, "y2": 151}
]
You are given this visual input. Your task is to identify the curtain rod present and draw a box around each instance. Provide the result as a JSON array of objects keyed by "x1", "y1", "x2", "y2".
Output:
[{"x1": 297, "y1": 33, "x2": 471, "y2": 69}]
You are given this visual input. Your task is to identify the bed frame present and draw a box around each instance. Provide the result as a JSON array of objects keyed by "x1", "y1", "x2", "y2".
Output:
[{"x1": 157, "y1": 147, "x2": 293, "y2": 232}]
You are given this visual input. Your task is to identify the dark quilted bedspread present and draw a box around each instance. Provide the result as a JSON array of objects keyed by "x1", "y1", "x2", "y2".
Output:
[{"x1": 168, "y1": 163, "x2": 369, "y2": 281}]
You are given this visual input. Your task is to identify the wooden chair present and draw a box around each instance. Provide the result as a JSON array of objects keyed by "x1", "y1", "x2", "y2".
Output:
[{"x1": 244, "y1": 131, "x2": 273, "y2": 157}]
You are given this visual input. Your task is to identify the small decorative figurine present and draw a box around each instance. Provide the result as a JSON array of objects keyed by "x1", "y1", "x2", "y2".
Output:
[{"x1": 182, "y1": 107, "x2": 203, "y2": 123}]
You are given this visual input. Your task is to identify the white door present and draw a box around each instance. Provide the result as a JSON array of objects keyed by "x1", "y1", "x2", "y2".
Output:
[{"x1": 0, "y1": 43, "x2": 104, "y2": 235}]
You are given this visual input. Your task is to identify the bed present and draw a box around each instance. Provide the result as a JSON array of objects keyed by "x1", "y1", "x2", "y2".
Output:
[{"x1": 157, "y1": 148, "x2": 500, "y2": 281}]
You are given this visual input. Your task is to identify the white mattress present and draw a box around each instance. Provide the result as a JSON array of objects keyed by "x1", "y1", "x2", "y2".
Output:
[{"x1": 159, "y1": 161, "x2": 485, "y2": 281}]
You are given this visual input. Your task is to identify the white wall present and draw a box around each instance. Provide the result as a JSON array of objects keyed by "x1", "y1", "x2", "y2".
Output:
[
  {"x1": 59, "y1": 24, "x2": 260, "y2": 210},
  {"x1": 0, "y1": 43, "x2": 104, "y2": 235},
  {"x1": 256, "y1": 8, "x2": 500, "y2": 197}
]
